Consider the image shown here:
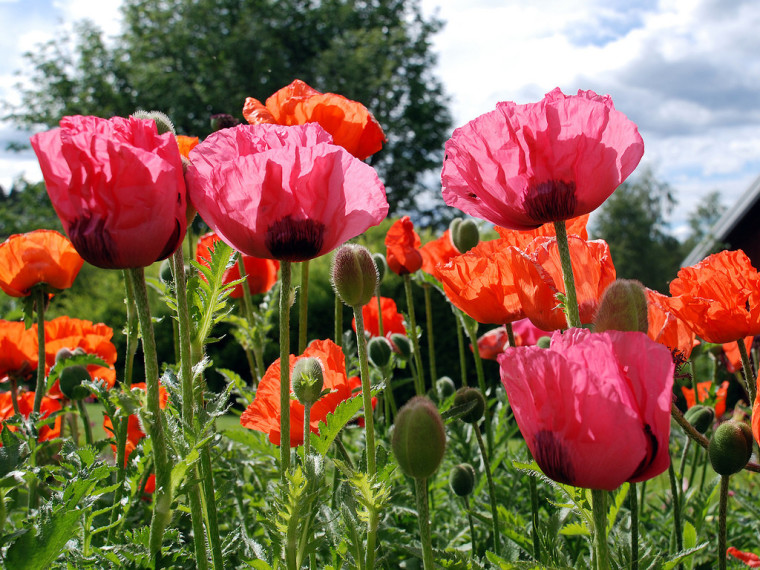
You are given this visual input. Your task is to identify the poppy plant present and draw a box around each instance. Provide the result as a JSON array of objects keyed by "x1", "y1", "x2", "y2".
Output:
[
  {"x1": 669, "y1": 249, "x2": 760, "y2": 344},
  {"x1": 0, "y1": 391, "x2": 61, "y2": 442},
  {"x1": 0, "y1": 230, "x2": 84, "y2": 298},
  {"x1": 727, "y1": 547, "x2": 760, "y2": 568},
  {"x1": 441, "y1": 88, "x2": 644, "y2": 230},
  {"x1": 682, "y1": 380, "x2": 728, "y2": 418},
  {"x1": 243, "y1": 79, "x2": 386, "y2": 160},
  {"x1": 353, "y1": 296, "x2": 406, "y2": 338},
  {"x1": 385, "y1": 216, "x2": 423, "y2": 275},
  {"x1": 499, "y1": 328, "x2": 674, "y2": 490},
  {"x1": 176, "y1": 135, "x2": 199, "y2": 159},
  {"x1": 240, "y1": 339, "x2": 355, "y2": 446},
  {"x1": 0, "y1": 320, "x2": 38, "y2": 382},
  {"x1": 196, "y1": 232, "x2": 279, "y2": 298},
  {"x1": 186, "y1": 123, "x2": 388, "y2": 262},
  {"x1": 30, "y1": 115, "x2": 187, "y2": 269},
  {"x1": 645, "y1": 289, "x2": 697, "y2": 361}
]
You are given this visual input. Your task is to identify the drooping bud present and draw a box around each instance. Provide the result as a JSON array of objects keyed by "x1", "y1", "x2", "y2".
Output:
[
  {"x1": 368, "y1": 336, "x2": 393, "y2": 368},
  {"x1": 708, "y1": 420, "x2": 754, "y2": 475},
  {"x1": 684, "y1": 405, "x2": 715, "y2": 434},
  {"x1": 390, "y1": 333, "x2": 413, "y2": 361},
  {"x1": 536, "y1": 336, "x2": 552, "y2": 349},
  {"x1": 132, "y1": 110, "x2": 176, "y2": 135},
  {"x1": 331, "y1": 245, "x2": 378, "y2": 307},
  {"x1": 436, "y1": 376, "x2": 456, "y2": 400},
  {"x1": 372, "y1": 253, "x2": 387, "y2": 285},
  {"x1": 593, "y1": 279, "x2": 648, "y2": 333},
  {"x1": 450, "y1": 218, "x2": 479, "y2": 253},
  {"x1": 292, "y1": 357, "x2": 325, "y2": 406},
  {"x1": 449, "y1": 463, "x2": 477, "y2": 497},
  {"x1": 392, "y1": 396, "x2": 446, "y2": 479},
  {"x1": 59, "y1": 365, "x2": 92, "y2": 400},
  {"x1": 453, "y1": 387, "x2": 486, "y2": 424},
  {"x1": 54, "y1": 347, "x2": 75, "y2": 365},
  {"x1": 210, "y1": 113, "x2": 240, "y2": 131}
]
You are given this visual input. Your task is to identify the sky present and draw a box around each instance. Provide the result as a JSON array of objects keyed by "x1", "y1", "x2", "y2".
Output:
[{"x1": 2, "y1": 0, "x2": 760, "y2": 238}]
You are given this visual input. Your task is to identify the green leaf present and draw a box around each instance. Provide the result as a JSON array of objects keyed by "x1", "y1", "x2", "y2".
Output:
[
  {"x1": 661, "y1": 542, "x2": 709, "y2": 570},
  {"x1": 5, "y1": 506, "x2": 81, "y2": 570},
  {"x1": 310, "y1": 385, "x2": 383, "y2": 456}
]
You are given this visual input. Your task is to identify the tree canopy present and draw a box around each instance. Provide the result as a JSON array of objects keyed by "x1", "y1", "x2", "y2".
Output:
[{"x1": 7, "y1": 0, "x2": 452, "y2": 223}]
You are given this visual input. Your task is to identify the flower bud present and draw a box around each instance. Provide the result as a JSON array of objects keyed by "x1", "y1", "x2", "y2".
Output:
[
  {"x1": 453, "y1": 387, "x2": 485, "y2": 424},
  {"x1": 132, "y1": 110, "x2": 176, "y2": 135},
  {"x1": 450, "y1": 218, "x2": 479, "y2": 253},
  {"x1": 392, "y1": 396, "x2": 446, "y2": 479},
  {"x1": 536, "y1": 336, "x2": 552, "y2": 349},
  {"x1": 54, "y1": 347, "x2": 75, "y2": 365},
  {"x1": 332, "y1": 245, "x2": 378, "y2": 307},
  {"x1": 436, "y1": 376, "x2": 456, "y2": 400},
  {"x1": 708, "y1": 420, "x2": 754, "y2": 475},
  {"x1": 372, "y1": 253, "x2": 387, "y2": 284},
  {"x1": 390, "y1": 333, "x2": 413, "y2": 360},
  {"x1": 368, "y1": 336, "x2": 393, "y2": 368},
  {"x1": 59, "y1": 365, "x2": 92, "y2": 400},
  {"x1": 210, "y1": 113, "x2": 240, "y2": 131},
  {"x1": 593, "y1": 279, "x2": 648, "y2": 334},
  {"x1": 292, "y1": 357, "x2": 325, "y2": 406},
  {"x1": 159, "y1": 258, "x2": 174, "y2": 285},
  {"x1": 449, "y1": 463, "x2": 477, "y2": 497},
  {"x1": 684, "y1": 405, "x2": 715, "y2": 434}
]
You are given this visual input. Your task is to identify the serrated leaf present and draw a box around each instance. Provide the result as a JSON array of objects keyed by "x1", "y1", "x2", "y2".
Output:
[
  {"x1": 310, "y1": 386, "x2": 383, "y2": 456},
  {"x1": 5, "y1": 506, "x2": 81, "y2": 570},
  {"x1": 661, "y1": 542, "x2": 709, "y2": 570}
]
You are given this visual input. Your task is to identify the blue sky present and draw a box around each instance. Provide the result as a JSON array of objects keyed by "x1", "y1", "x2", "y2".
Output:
[{"x1": 2, "y1": 0, "x2": 760, "y2": 238}]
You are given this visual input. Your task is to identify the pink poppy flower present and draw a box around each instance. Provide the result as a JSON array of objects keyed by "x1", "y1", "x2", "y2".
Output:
[
  {"x1": 186, "y1": 123, "x2": 388, "y2": 261},
  {"x1": 499, "y1": 328, "x2": 674, "y2": 490},
  {"x1": 30, "y1": 115, "x2": 187, "y2": 269},
  {"x1": 441, "y1": 88, "x2": 644, "y2": 229}
]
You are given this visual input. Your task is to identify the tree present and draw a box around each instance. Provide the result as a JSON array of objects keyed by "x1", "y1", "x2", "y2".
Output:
[
  {"x1": 0, "y1": 178, "x2": 62, "y2": 239},
  {"x1": 7, "y1": 0, "x2": 452, "y2": 224},
  {"x1": 681, "y1": 190, "x2": 727, "y2": 254},
  {"x1": 591, "y1": 168, "x2": 683, "y2": 293}
]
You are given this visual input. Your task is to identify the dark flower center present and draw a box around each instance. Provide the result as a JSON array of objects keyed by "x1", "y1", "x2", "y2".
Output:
[
  {"x1": 629, "y1": 423, "x2": 658, "y2": 481},
  {"x1": 265, "y1": 216, "x2": 326, "y2": 262},
  {"x1": 523, "y1": 180, "x2": 577, "y2": 224},
  {"x1": 68, "y1": 215, "x2": 118, "y2": 269},
  {"x1": 533, "y1": 429, "x2": 576, "y2": 485}
]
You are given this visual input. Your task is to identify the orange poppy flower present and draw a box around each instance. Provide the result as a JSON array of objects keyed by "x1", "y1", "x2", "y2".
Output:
[
  {"x1": 385, "y1": 216, "x2": 423, "y2": 275},
  {"x1": 0, "y1": 230, "x2": 84, "y2": 297},
  {"x1": 240, "y1": 339, "x2": 355, "y2": 447},
  {"x1": 0, "y1": 391, "x2": 61, "y2": 442},
  {"x1": 669, "y1": 249, "x2": 760, "y2": 344},
  {"x1": 420, "y1": 230, "x2": 461, "y2": 280},
  {"x1": 348, "y1": 375, "x2": 377, "y2": 428},
  {"x1": 754, "y1": 371, "x2": 760, "y2": 448},
  {"x1": 494, "y1": 214, "x2": 589, "y2": 250},
  {"x1": 243, "y1": 79, "x2": 386, "y2": 160},
  {"x1": 196, "y1": 232, "x2": 279, "y2": 298},
  {"x1": 0, "y1": 320, "x2": 38, "y2": 382},
  {"x1": 722, "y1": 336, "x2": 753, "y2": 373},
  {"x1": 508, "y1": 236, "x2": 616, "y2": 330},
  {"x1": 437, "y1": 239, "x2": 525, "y2": 325},
  {"x1": 176, "y1": 135, "x2": 199, "y2": 159},
  {"x1": 682, "y1": 380, "x2": 728, "y2": 418},
  {"x1": 353, "y1": 296, "x2": 406, "y2": 338},
  {"x1": 645, "y1": 289, "x2": 698, "y2": 360},
  {"x1": 45, "y1": 316, "x2": 118, "y2": 394}
]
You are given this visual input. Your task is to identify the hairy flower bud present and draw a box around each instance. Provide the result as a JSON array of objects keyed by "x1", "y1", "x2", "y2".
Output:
[
  {"x1": 332, "y1": 245, "x2": 378, "y2": 307},
  {"x1": 59, "y1": 365, "x2": 92, "y2": 400},
  {"x1": 436, "y1": 376, "x2": 456, "y2": 400},
  {"x1": 390, "y1": 333, "x2": 413, "y2": 361},
  {"x1": 536, "y1": 336, "x2": 552, "y2": 349},
  {"x1": 450, "y1": 218, "x2": 479, "y2": 253},
  {"x1": 372, "y1": 253, "x2": 387, "y2": 285},
  {"x1": 292, "y1": 357, "x2": 325, "y2": 406},
  {"x1": 684, "y1": 405, "x2": 715, "y2": 434},
  {"x1": 453, "y1": 387, "x2": 486, "y2": 424},
  {"x1": 392, "y1": 396, "x2": 446, "y2": 479},
  {"x1": 709, "y1": 420, "x2": 754, "y2": 475},
  {"x1": 159, "y1": 258, "x2": 174, "y2": 285},
  {"x1": 368, "y1": 336, "x2": 393, "y2": 368},
  {"x1": 593, "y1": 279, "x2": 648, "y2": 333},
  {"x1": 54, "y1": 347, "x2": 75, "y2": 365},
  {"x1": 132, "y1": 110, "x2": 176, "y2": 135},
  {"x1": 449, "y1": 463, "x2": 477, "y2": 497}
]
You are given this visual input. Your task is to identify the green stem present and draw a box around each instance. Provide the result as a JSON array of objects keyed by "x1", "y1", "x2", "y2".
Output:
[
  {"x1": 630, "y1": 482, "x2": 639, "y2": 570},
  {"x1": 280, "y1": 261, "x2": 293, "y2": 477},
  {"x1": 32, "y1": 285, "x2": 47, "y2": 414},
  {"x1": 375, "y1": 292, "x2": 385, "y2": 338},
  {"x1": 335, "y1": 291, "x2": 344, "y2": 346},
  {"x1": 403, "y1": 274, "x2": 426, "y2": 395},
  {"x1": 737, "y1": 338, "x2": 756, "y2": 404},
  {"x1": 462, "y1": 318, "x2": 493, "y2": 454},
  {"x1": 128, "y1": 268, "x2": 172, "y2": 560},
  {"x1": 668, "y1": 461, "x2": 682, "y2": 554},
  {"x1": 415, "y1": 477, "x2": 434, "y2": 569},
  {"x1": 199, "y1": 449, "x2": 223, "y2": 568},
  {"x1": 76, "y1": 400, "x2": 93, "y2": 446},
  {"x1": 464, "y1": 496, "x2": 476, "y2": 560},
  {"x1": 423, "y1": 284, "x2": 437, "y2": 382},
  {"x1": 353, "y1": 308, "x2": 376, "y2": 478},
  {"x1": 718, "y1": 475, "x2": 729, "y2": 570},
  {"x1": 454, "y1": 309, "x2": 468, "y2": 386},
  {"x1": 303, "y1": 402, "x2": 311, "y2": 459},
  {"x1": 238, "y1": 256, "x2": 264, "y2": 383},
  {"x1": 298, "y1": 260, "x2": 310, "y2": 353},
  {"x1": 9, "y1": 377, "x2": 20, "y2": 416},
  {"x1": 505, "y1": 322, "x2": 516, "y2": 348},
  {"x1": 591, "y1": 489, "x2": 610, "y2": 570},
  {"x1": 474, "y1": 426, "x2": 499, "y2": 554},
  {"x1": 553, "y1": 220, "x2": 581, "y2": 329},
  {"x1": 529, "y1": 476, "x2": 541, "y2": 562},
  {"x1": 365, "y1": 509, "x2": 379, "y2": 570}
]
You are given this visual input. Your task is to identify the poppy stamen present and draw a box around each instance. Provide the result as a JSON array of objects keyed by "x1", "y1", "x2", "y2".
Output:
[
  {"x1": 523, "y1": 180, "x2": 578, "y2": 224},
  {"x1": 265, "y1": 216, "x2": 326, "y2": 262}
]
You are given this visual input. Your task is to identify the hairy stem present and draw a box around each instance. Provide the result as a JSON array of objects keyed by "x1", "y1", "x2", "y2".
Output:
[
  {"x1": 403, "y1": 274, "x2": 426, "y2": 395},
  {"x1": 553, "y1": 220, "x2": 581, "y2": 329}
]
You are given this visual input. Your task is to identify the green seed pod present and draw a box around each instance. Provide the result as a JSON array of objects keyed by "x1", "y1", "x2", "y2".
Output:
[
  {"x1": 684, "y1": 405, "x2": 715, "y2": 434},
  {"x1": 449, "y1": 463, "x2": 477, "y2": 497},
  {"x1": 372, "y1": 253, "x2": 387, "y2": 284},
  {"x1": 451, "y1": 219, "x2": 479, "y2": 253},
  {"x1": 436, "y1": 376, "x2": 456, "y2": 400},
  {"x1": 132, "y1": 109, "x2": 176, "y2": 135},
  {"x1": 292, "y1": 357, "x2": 325, "y2": 406},
  {"x1": 708, "y1": 420, "x2": 754, "y2": 476},
  {"x1": 453, "y1": 387, "x2": 486, "y2": 424},
  {"x1": 392, "y1": 396, "x2": 447, "y2": 479},
  {"x1": 593, "y1": 279, "x2": 648, "y2": 334},
  {"x1": 59, "y1": 365, "x2": 92, "y2": 400},
  {"x1": 390, "y1": 333, "x2": 413, "y2": 361},
  {"x1": 331, "y1": 245, "x2": 378, "y2": 307},
  {"x1": 536, "y1": 335, "x2": 552, "y2": 349},
  {"x1": 368, "y1": 336, "x2": 393, "y2": 368}
]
